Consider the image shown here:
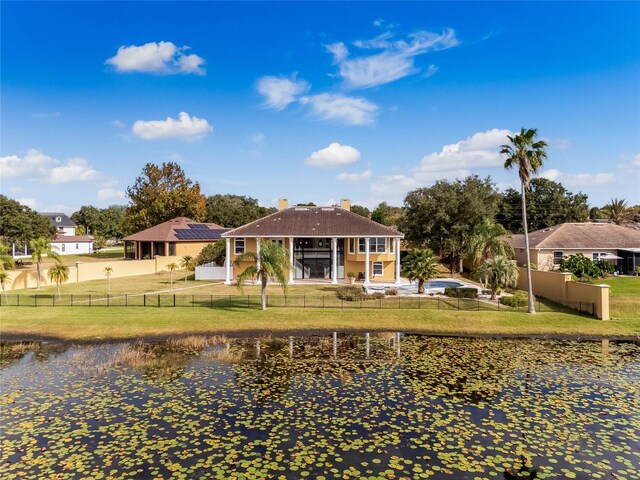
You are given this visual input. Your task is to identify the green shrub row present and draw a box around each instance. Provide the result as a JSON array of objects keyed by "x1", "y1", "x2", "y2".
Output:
[
  {"x1": 336, "y1": 286, "x2": 384, "y2": 302},
  {"x1": 444, "y1": 287, "x2": 478, "y2": 299},
  {"x1": 499, "y1": 290, "x2": 535, "y2": 307}
]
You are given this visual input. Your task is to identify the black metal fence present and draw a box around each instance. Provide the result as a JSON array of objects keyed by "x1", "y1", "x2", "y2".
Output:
[{"x1": 0, "y1": 294, "x2": 595, "y2": 315}]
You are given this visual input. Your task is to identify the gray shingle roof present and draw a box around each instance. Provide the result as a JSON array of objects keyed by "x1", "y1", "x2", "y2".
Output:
[
  {"x1": 222, "y1": 207, "x2": 403, "y2": 238},
  {"x1": 506, "y1": 223, "x2": 640, "y2": 249},
  {"x1": 40, "y1": 212, "x2": 77, "y2": 228}
]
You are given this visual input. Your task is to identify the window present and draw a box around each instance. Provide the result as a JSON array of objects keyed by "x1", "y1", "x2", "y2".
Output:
[
  {"x1": 61, "y1": 244, "x2": 65, "y2": 252},
  {"x1": 76, "y1": 244, "x2": 79, "y2": 249},
  {"x1": 349, "y1": 238, "x2": 355, "y2": 254},
  {"x1": 234, "y1": 238, "x2": 245, "y2": 255},
  {"x1": 370, "y1": 238, "x2": 385, "y2": 253},
  {"x1": 372, "y1": 262, "x2": 384, "y2": 276},
  {"x1": 592, "y1": 252, "x2": 608, "y2": 260},
  {"x1": 358, "y1": 238, "x2": 386, "y2": 253},
  {"x1": 553, "y1": 251, "x2": 564, "y2": 265},
  {"x1": 389, "y1": 238, "x2": 394, "y2": 254}
]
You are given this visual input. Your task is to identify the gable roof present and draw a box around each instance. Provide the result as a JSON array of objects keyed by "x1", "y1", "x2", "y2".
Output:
[
  {"x1": 40, "y1": 212, "x2": 76, "y2": 228},
  {"x1": 223, "y1": 206, "x2": 404, "y2": 238},
  {"x1": 52, "y1": 235, "x2": 94, "y2": 243},
  {"x1": 123, "y1": 217, "x2": 228, "y2": 242},
  {"x1": 507, "y1": 223, "x2": 640, "y2": 250}
]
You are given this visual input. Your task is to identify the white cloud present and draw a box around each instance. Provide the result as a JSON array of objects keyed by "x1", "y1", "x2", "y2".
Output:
[
  {"x1": 326, "y1": 29, "x2": 458, "y2": 89},
  {"x1": 132, "y1": 112, "x2": 213, "y2": 140},
  {"x1": 416, "y1": 128, "x2": 512, "y2": 180},
  {"x1": 10, "y1": 186, "x2": 23, "y2": 194},
  {"x1": 256, "y1": 74, "x2": 310, "y2": 110},
  {"x1": 97, "y1": 188, "x2": 126, "y2": 200},
  {"x1": 554, "y1": 138, "x2": 572, "y2": 149},
  {"x1": 337, "y1": 170, "x2": 372, "y2": 181},
  {"x1": 0, "y1": 149, "x2": 102, "y2": 183},
  {"x1": 16, "y1": 197, "x2": 39, "y2": 209},
  {"x1": 111, "y1": 119, "x2": 126, "y2": 128},
  {"x1": 541, "y1": 169, "x2": 615, "y2": 188},
  {"x1": 251, "y1": 132, "x2": 265, "y2": 143},
  {"x1": 106, "y1": 41, "x2": 205, "y2": 75},
  {"x1": 633, "y1": 154, "x2": 640, "y2": 167},
  {"x1": 299, "y1": 93, "x2": 378, "y2": 125},
  {"x1": 306, "y1": 143, "x2": 361, "y2": 167}
]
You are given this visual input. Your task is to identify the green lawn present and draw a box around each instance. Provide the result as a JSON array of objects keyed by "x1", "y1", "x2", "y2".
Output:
[
  {"x1": 598, "y1": 276, "x2": 640, "y2": 319},
  {"x1": 2, "y1": 306, "x2": 639, "y2": 341}
]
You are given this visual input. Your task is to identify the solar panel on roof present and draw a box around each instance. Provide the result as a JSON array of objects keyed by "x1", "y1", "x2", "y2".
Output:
[{"x1": 174, "y1": 224, "x2": 225, "y2": 240}]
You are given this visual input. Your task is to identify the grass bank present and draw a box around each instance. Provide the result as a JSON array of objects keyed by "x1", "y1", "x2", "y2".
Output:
[
  {"x1": 2, "y1": 307, "x2": 639, "y2": 342},
  {"x1": 598, "y1": 276, "x2": 640, "y2": 318}
]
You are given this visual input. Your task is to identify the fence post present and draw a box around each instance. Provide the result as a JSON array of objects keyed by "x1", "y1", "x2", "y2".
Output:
[
  {"x1": 107, "y1": 294, "x2": 109, "y2": 307},
  {"x1": 34, "y1": 295, "x2": 37, "y2": 308},
  {"x1": 418, "y1": 296, "x2": 421, "y2": 310},
  {"x1": 173, "y1": 295, "x2": 176, "y2": 307},
  {"x1": 229, "y1": 295, "x2": 231, "y2": 307},
  {"x1": 323, "y1": 296, "x2": 325, "y2": 309},
  {"x1": 285, "y1": 295, "x2": 287, "y2": 308},
  {"x1": 71, "y1": 294, "x2": 73, "y2": 307},
  {"x1": 398, "y1": 296, "x2": 400, "y2": 309},
  {"x1": 458, "y1": 298, "x2": 460, "y2": 310},
  {"x1": 478, "y1": 298, "x2": 480, "y2": 311},
  {"x1": 304, "y1": 295, "x2": 306, "y2": 308},
  {"x1": 89, "y1": 294, "x2": 92, "y2": 307},
  {"x1": 157, "y1": 294, "x2": 160, "y2": 308},
  {"x1": 247, "y1": 295, "x2": 250, "y2": 308},
  {"x1": 143, "y1": 294, "x2": 146, "y2": 307},
  {"x1": 53, "y1": 295, "x2": 55, "y2": 307},
  {"x1": 17, "y1": 294, "x2": 19, "y2": 307},
  {"x1": 437, "y1": 297, "x2": 440, "y2": 310},
  {"x1": 210, "y1": 295, "x2": 213, "y2": 308},
  {"x1": 192, "y1": 294, "x2": 195, "y2": 307},
  {"x1": 125, "y1": 294, "x2": 128, "y2": 307}
]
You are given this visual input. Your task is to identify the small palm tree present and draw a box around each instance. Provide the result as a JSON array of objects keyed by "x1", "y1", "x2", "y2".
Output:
[
  {"x1": 180, "y1": 255, "x2": 196, "y2": 284},
  {"x1": 602, "y1": 198, "x2": 633, "y2": 225},
  {"x1": 0, "y1": 270, "x2": 12, "y2": 300},
  {"x1": 474, "y1": 256, "x2": 518, "y2": 300},
  {"x1": 166, "y1": 262, "x2": 178, "y2": 288},
  {"x1": 104, "y1": 267, "x2": 113, "y2": 294},
  {"x1": 236, "y1": 240, "x2": 290, "y2": 310},
  {"x1": 0, "y1": 244, "x2": 16, "y2": 271},
  {"x1": 30, "y1": 237, "x2": 60, "y2": 289},
  {"x1": 401, "y1": 249, "x2": 439, "y2": 294},
  {"x1": 48, "y1": 260, "x2": 69, "y2": 299},
  {"x1": 501, "y1": 128, "x2": 547, "y2": 314},
  {"x1": 466, "y1": 219, "x2": 514, "y2": 269}
]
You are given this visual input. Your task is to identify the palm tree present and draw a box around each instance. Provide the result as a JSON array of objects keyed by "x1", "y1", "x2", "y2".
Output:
[
  {"x1": 602, "y1": 198, "x2": 632, "y2": 225},
  {"x1": 30, "y1": 237, "x2": 60, "y2": 289},
  {"x1": 501, "y1": 128, "x2": 547, "y2": 314},
  {"x1": 0, "y1": 244, "x2": 16, "y2": 271},
  {"x1": 466, "y1": 219, "x2": 514, "y2": 270},
  {"x1": 236, "y1": 240, "x2": 290, "y2": 310},
  {"x1": 104, "y1": 267, "x2": 113, "y2": 294},
  {"x1": 474, "y1": 256, "x2": 518, "y2": 300},
  {"x1": 48, "y1": 260, "x2": 69, "y2": 299},
  {"x1": 0, "y1": 270, "x2": 12, "y2": 300},
  {"x1": 180, "y1": 255, "x2": 196, "y2": 284},
  {"x1": 401, "y1": 249, "x2": 439, "y2": 294},
  {"x1": 166, "y1": 262, "x2": 178, "y2": 288}
]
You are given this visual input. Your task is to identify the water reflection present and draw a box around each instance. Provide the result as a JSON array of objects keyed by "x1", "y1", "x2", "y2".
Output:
[{"x1": 1, "y1": 334, "x2": 639, "y2": 480}]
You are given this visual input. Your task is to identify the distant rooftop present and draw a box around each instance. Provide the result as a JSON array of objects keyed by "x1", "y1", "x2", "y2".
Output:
[
  {"x1": 123, "y1": 217, "x2": 228, "y2": 242},
  {"x1": 506, "y1": 223, "x2": 640, "y2": 250},
  {"x1": 40, "y1": 212, "x2": 76, "y2": 228}
]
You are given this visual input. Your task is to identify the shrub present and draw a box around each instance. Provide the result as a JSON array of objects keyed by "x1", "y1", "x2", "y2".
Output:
[
  {"x1": 500, "y1": 290, "x2": 534, "y2": 308},
  {"x1": 346, "y1": 271, "x2": 356, "y2": 278},
  {"x1": 336, "y1": 285, "x2": 366, "y2": 302},
  {"x1": 385, "y1": 288, "x2": 398, "y2": 296},
  {"x1": 560, "y1": 253, "x2": 614, "y2": 280},
  {"x1": 444, "y1": 287, "x2": 478, "y2": 299}
]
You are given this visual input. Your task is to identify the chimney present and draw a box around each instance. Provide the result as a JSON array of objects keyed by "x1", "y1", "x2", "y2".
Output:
[
  {"x1": 340, "y1": 199, "x2": 351, "y2": 211},
  {"x1": 278, "y1": 198, "x2": 289, "y2": 211}
]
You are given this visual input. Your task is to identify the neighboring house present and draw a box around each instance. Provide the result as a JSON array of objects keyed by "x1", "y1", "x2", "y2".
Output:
[
  {"x1": 40, "y1": 212, "x2": 95, "y2": 255},
  {"x1": 40, "y1": 212, "x2": 77, "y2": 236},
  {"x1": 507, "y1": 223, "x2": 640, "y2": 274},
  {"x1": 122, "y1": 217, "x2": 228, "y2": 260},
  {"x1": 221, "y1": 199, "x2": 404, "y2": 285}
]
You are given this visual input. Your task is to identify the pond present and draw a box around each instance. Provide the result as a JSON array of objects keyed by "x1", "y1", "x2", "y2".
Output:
[{"x1": 1, "y1": 334, "x2": 639, "y2": 479}]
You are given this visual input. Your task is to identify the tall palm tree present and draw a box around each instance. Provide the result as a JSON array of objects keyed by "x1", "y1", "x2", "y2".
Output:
[
  {"x1": 104, "y1": 267, "x2": 113, "y2": 294},
  {"x1": 474, "y1": 256, "x2": 518, "y2": 300},
  {"x1": 401, "y1": 249, "x2": 439, "y2": 294},
  {"x1": 0, "y1": 270, "x2": 12, "y2": 300},
  {"x1": 501, "y1": 128, "x2": 547, "y2": 314},
  {"x1": 48, "y1": 260, "x2": 69, "y2": 299},
  {"x1": 30, "y1": 237, "x2": 60, "y2": 289},
  {"x1": 236, "y1": 240, "x2": 290, "y2": 310},
  {"x1": 466, "y1": 219, "x2": 514, "y2": 269},
  {"x1": 602, "y1": 198, "x2": 632, "y2": 225},
  {"x1": 166, "y1": 262, "x2": 178, "y2": 288},
  {"x1": 180, "y1": 255, "x2": 196, "y2": 284}
]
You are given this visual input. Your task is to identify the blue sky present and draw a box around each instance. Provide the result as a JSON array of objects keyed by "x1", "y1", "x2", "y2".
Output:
[{"x1": 2, "y1": 1, "x2": 639, "y2": 214}]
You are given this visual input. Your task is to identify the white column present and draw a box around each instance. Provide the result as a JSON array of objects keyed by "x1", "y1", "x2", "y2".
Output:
[
  {"x1": 288, "y1": 237, "x2": 295, "y2": 284},
  {"x1": 256, "y1": 238, "x2": 261, "y2": 271},
  {"x1": 224, "y1": 238, "x2": 232, "y2": 284},
  {"x1": 394, "y1": 238, "x2": 402, "y2": 285},
  {"x1": 364, "y1": 237, "x2": 370, "y2": 285},
  {"x1": 331, "y1": 237, "x2": 338, "y2": 284}
]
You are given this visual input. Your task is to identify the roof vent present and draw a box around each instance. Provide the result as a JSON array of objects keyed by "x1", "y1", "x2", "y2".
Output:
[
  {"x1": 295, "y1": 207, "x2": 309, "y2": 211},
  {"x1": 321, "y1": 207, "x2": 334, "y2": 211}
]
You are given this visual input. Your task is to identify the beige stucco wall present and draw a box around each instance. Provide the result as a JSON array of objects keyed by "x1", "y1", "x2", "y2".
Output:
[
  {"x1": 175, "y1": 242, "x2": 212, "y2": 258},
  {"x1": 515, "y1": 267, "x2": 610, "y2": 319},
  {"x1": 227, "y1": 237, "x2": 399, "y2": 282},
  {"x1": 5, "y1": 256, "x2": 182, "y2": 291},
  {"x1": 515, "y1": 248, "x2": 619, "y2": 271}
]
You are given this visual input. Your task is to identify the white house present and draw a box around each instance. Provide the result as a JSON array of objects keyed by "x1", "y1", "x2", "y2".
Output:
[{"x1": 40, "y1": 212, "x2": 94, "y2": 255}]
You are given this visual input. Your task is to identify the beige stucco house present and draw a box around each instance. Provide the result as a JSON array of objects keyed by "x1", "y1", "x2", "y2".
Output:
[
  {"x1": 507, "y1": 223, "x2": 640, "y2": 274},
  {"x1": 123, "y1": 217, "x2": 228, "y2": 260},
  {"x1": 221, "y1": 199, "x2": 404, "y2": 285}
]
